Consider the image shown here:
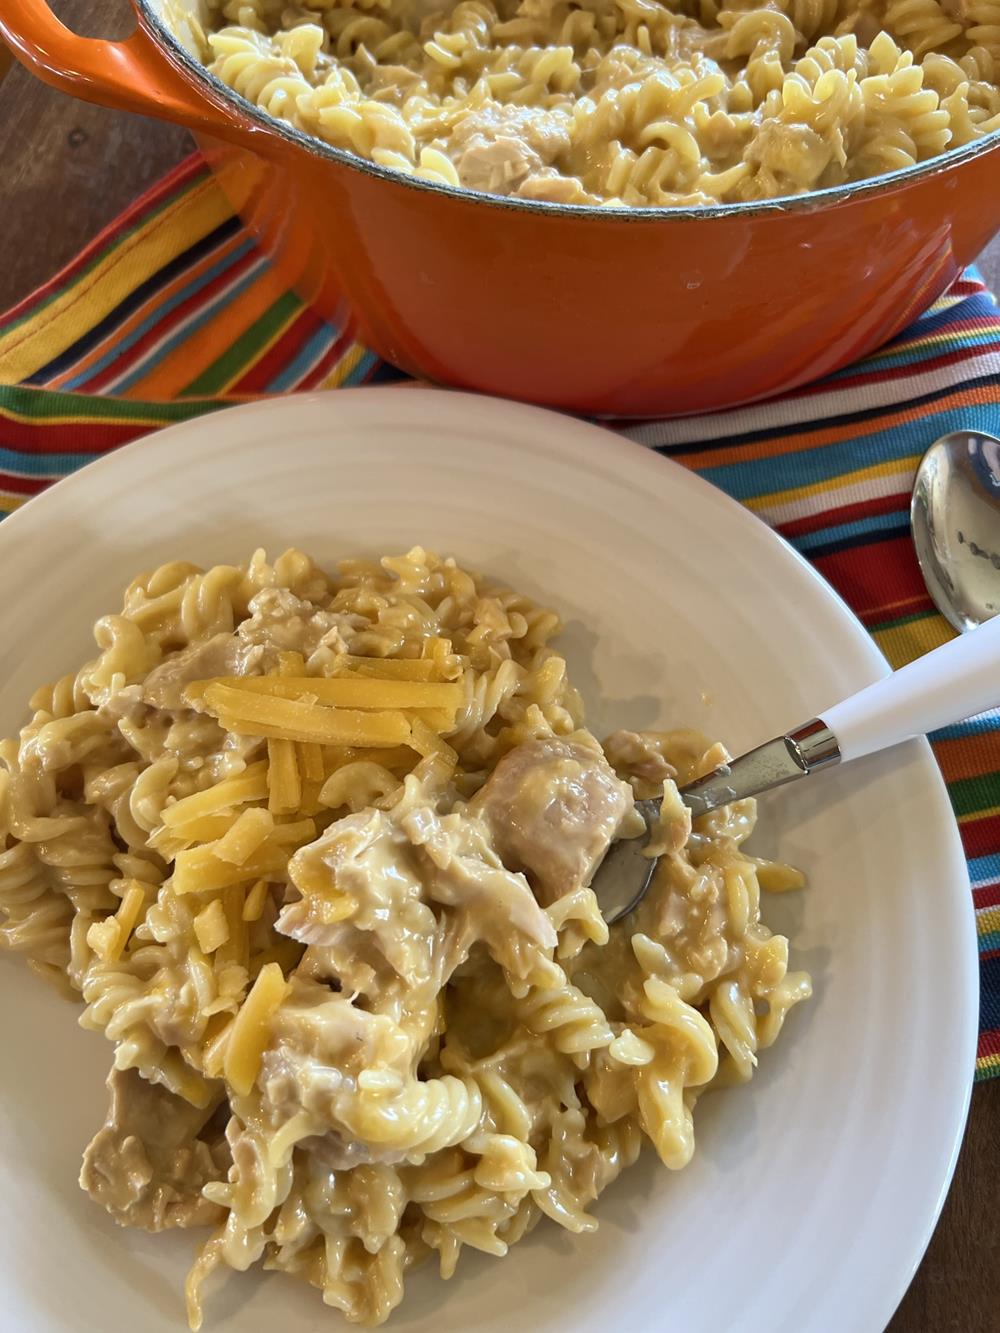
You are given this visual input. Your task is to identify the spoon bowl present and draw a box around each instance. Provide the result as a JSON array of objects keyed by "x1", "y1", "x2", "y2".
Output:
[{"x1": 911, "y1": 429, "x2": 1000, "y2": 632}]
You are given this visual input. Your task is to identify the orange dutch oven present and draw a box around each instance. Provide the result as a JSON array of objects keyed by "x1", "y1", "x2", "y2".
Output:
[{"x1": 3, "y1": 0, "x2": 1000, "y2": 417}]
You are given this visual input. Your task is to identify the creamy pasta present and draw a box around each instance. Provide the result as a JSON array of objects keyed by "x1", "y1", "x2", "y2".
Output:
[
  {"x1": 0, "y1": 548, "x2": 810, "y2": 1327},
  {"x1": 179, "y1": 0, "x2": 1000, "y2": 205}
]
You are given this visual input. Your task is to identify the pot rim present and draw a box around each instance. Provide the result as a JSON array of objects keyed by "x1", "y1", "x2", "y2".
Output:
[{"x1": 141, "y1": 0, "x2": 1000, "y2": 221}]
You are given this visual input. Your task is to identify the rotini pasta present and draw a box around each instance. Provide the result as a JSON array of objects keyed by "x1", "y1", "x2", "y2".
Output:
[
  {"x1": 178, "y1": 0, "x2": 1000, "y2": 205},
  {"x1": 0, "y1": 547, "x2": 810, "y2": 1327}
]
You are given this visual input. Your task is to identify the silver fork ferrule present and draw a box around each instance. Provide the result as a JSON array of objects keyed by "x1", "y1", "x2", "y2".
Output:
[
  {"x1": 786, "y1": 718, "x2": 842, "y2": 772},
  {"x1": 678, "y1": 719, "x2": 842, "y2": 817}
]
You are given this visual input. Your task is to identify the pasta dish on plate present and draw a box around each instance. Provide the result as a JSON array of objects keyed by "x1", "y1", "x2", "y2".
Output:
[
  {"x1": 0, "y1": 547, "x2": 810, "y2": 1326},
  {"x1": 183, "y1": 0, "x2": 1000, "y2": 206}
]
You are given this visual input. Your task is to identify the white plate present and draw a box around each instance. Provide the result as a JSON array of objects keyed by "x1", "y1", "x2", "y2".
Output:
[{"x1": 0, "y1": 389, "x2": 977, "y2": 1333}]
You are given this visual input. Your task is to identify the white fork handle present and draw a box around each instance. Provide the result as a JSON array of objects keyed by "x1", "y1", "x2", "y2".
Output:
[{"x1": 821, "y1": 612, "x2": 1000, "y2": 763}]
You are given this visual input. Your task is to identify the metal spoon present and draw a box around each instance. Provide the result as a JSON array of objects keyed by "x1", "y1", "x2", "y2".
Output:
[
  {"x1": 911, "y1": 429, "x2": 1000, "y2": 632},
  {"x1": 594, "y1": 430, "x2": 1000, "y2": 924}
]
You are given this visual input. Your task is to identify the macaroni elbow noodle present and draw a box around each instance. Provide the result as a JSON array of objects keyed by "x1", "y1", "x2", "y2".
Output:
[
  {"x1": 176, "y1": 0, "x2": 1000, "y2": 206},
  {"x1": 0, "y1": 547, "x2": 810, "y2": 1326}
]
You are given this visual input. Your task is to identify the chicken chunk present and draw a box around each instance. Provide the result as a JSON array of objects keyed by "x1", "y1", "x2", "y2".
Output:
[
  {"x1": 604, "y1": 729, "x2": 679, "y2": 787},
  {"x1": 80, "y1": 1068, "x2": 228, "y2": 1231},
  {"x1": 236, "y1": 587, "x2": 350, "y2": 657},
  {"x1": 470, "y1": 737, "x2": 635, "y2": 904},
  {"x1": 449, "y1": 102, "x2": 571, "y2": 195},
  {"x1": 142, "y1": 632, "x2": 248, "y2": 710}
]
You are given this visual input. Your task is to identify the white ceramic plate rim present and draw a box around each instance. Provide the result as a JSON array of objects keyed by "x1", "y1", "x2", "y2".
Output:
[{"x1": 0, "y1": 388, "x2": 978, "y2": 1333}]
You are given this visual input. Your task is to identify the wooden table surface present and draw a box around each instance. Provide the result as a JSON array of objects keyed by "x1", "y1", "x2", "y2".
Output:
[{"x1": 1, "y1": 4, "x2": 998, "y2": 1329}]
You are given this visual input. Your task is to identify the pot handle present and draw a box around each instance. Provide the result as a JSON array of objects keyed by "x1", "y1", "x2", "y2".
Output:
[{"x1": 0, "y1": 0, "x2": 266, "y2": 147}]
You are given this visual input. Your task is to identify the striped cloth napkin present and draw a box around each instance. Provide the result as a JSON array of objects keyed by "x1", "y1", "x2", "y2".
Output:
[{"x1": 1, "y1": 153, "x2": 997, "y2": 1080}]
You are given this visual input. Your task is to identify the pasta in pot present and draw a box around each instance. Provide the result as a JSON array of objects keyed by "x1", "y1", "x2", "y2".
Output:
[
  {"x1": 0, "y1": 547, "x2": 810, "y2": 1327},
  {"x1": 180, "y1": 0, "x2": 1000, "y2": 206}
]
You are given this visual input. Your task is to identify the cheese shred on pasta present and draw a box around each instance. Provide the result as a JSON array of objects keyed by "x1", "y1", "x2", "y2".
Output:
[{"x1": 0, "y1": 546, "x2": 810, "y2": 1328}]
